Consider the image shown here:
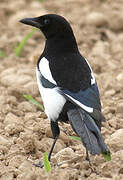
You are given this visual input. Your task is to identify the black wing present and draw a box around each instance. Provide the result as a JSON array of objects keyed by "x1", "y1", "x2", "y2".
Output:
[{"x1": 58, "y1": 82, "x2": 105, "y2": 130}]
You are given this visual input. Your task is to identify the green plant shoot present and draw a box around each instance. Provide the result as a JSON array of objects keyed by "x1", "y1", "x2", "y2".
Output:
[
  {"x1": 14, "y1": 28, "x2": 37, "y2": 56},
  {"x1": 24, "y1": 94, "x2": 44, "y2": 111},
  {"x1": 102, "y1": 151, "x2": 111, "y2": 161},
  {"x1": 39, "y1": 0, "x2": 45, "y2": 2},
  {"x1": 0, "y1": 50, "x2": 8, "y2": 58},
  {"x1": 69, "y1": 136, "x2": 82, "y2": 142},
  {"x1": 44, "y1": 152, "x2": 51, "y2": 173},
  {"x1": 70, "y1": 136, "x2": 111, "y2": 162}
]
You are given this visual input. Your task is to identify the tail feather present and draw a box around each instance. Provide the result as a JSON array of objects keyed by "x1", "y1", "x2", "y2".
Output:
[{"x1": 67, "y1": 108, "x2": 109, "y2": 155}]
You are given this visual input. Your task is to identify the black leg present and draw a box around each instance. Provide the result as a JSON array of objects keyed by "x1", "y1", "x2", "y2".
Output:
[
  {"x1": 48, "y1": 121, "x2": 60, "y2": 161},
  {"x1": 33, "y1": 121, "x2": 60, "y2": 168},
  {"x1": 85, "y1": 149, "x2": 89, "y2": 161},
  {"x1": 85, "y1": 149, "x2": 91, "y2": 165},
  {"x1": 48, "y1": 135, "x2": 59, "y2": 161}
]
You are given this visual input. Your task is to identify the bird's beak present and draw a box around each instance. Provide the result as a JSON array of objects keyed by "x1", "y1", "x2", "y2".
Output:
[{"x1": 20, "y1": 17, "x2": 41, "y2": 29}]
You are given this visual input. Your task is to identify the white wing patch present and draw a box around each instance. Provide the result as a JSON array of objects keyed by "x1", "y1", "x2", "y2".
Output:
[
  {"x1": 85, "y1": 58, "x2": 95, "y2": 85},
  {"x1": 65, "y1": 94, "x2": 93, "y2": 113},
  {"x1": 39, "y1": 57, "x2": 57, "y2": 85},
  {"x1": 36, "y1": 67, "x2": 66, "y2": 121}
]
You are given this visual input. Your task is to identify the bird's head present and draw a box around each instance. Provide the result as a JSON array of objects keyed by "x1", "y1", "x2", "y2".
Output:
[{"x1": 20, "y1": 14, "x2": 73, "y2": 39}]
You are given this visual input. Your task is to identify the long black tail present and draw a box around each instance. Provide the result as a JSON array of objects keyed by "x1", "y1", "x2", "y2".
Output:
[{"x1": 67, "y1": 108, "x2": 109, "y2": 155}]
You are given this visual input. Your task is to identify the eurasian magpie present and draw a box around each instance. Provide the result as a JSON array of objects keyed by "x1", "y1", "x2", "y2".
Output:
[{"x1": 20, "y1": 14, "x2": 109, "y2": 164}]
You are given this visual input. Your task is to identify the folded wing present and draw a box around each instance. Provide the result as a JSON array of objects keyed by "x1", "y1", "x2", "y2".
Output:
[{"x1": 59, "y1": 83, "x2": 105, "y2": 130}]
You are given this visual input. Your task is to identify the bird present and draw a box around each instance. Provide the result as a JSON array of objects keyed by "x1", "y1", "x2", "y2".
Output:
[{"x1": 20, "y1": 14, "x2": 110, "y2": 165}]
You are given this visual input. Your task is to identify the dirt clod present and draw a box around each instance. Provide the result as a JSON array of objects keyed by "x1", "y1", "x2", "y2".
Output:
[{"x1": 107, "y1": 129, "x2": 123, "y2": 152}]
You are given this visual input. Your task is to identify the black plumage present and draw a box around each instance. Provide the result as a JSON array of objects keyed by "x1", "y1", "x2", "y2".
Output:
[{"x1": 20, "y1": 14, "x2": 110, "y2": 164}]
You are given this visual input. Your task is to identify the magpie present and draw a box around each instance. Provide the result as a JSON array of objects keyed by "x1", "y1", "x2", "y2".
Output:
[{"x1": 20, "y1": 14, "x2": 110, "y2": 164}]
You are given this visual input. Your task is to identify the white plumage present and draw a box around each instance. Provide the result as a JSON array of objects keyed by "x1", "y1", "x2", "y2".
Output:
[
  {"x1": 65, "y1": 94, "x2": 93, "y2": 113},
  {"x1": 39, "y1": 57, "x2": 57, "y2": 85},
  {"x1": 85, "y1": 58, "x2": 95, "y2": 85},
  {"x1": 36, "y1": 58, "x2": 66, "y2": 121}
]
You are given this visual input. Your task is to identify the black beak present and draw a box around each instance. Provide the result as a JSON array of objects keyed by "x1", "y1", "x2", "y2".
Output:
[{"x1": 20, "y1": 17, "x2": 41, "y2": 29}]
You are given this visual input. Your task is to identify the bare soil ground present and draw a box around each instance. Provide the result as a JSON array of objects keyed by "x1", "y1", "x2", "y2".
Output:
[{"x1": 0, "y1": 0, "x2": 123, "y2": 179}]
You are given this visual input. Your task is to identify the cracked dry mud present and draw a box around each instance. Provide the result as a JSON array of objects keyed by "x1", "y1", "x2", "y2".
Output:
[{"x1": 0, "y1": 0, "x2": 123, "y2": 179}]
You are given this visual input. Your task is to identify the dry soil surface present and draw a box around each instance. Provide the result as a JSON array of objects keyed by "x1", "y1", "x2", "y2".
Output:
[{"x1": 0, "y1": 0, "x2": 123, "y2": 180}]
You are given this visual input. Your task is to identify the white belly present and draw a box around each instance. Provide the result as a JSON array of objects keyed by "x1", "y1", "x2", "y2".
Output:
[{"x1": 36, "y1": 68, "x2": 66, "y2": 121}]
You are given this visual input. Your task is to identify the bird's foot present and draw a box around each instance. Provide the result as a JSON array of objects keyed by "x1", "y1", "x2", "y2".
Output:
[
  {"x1": 56, "y1": 155, "x2": 82, "y2": 166},
  {"x1": 33, "y1": 161, "x2": 44, "y2": 168},
  {"x1": 33, "y1": 155, "x2": 83, "y2": 168}
]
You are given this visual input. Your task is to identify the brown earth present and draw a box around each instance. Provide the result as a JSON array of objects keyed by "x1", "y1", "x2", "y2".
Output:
[{"x1": 0, "y1": 0, "x2": 123, "y2": 179}]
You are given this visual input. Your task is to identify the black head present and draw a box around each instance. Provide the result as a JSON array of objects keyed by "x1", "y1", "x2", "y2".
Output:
[{"x1": 20, "y1": 14, "x2": 74, "y2": 39}]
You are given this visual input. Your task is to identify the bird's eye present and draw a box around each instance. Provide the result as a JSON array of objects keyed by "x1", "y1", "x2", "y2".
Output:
[{"x1": 44, "y1": 19, "x2": 50, "y2": 25}]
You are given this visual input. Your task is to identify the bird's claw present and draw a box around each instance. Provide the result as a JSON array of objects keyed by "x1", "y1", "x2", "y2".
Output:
[{"x1": 33, "y1": 161, "x2": 44, "y2": 168}]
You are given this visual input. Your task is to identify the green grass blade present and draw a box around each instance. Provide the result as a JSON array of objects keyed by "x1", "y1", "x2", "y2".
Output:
[
  {"x1": 24, "y1": 94, "x2": 44, "y2": 111},
  {"x1": 102, "y1": 151, "x2": 111, "y2": 162},
  {"x1": 44, "y1": 152, "x2": 51, "y2": 173},
  {"x1": 39, "y1": 0, "x2": 45, "y2": 2},
  {"x1": 0, "y1": 50, "x2": 8, "y2": 58},
  {"x1": 69, "y1": 136, "x2": 111, "y2": 161},
  {"x1": 14, "y1": 28, "x2": 37, "y2": 56},
  {"x1": 69, "y1": 136, "x2": 81, "y2": 141}
]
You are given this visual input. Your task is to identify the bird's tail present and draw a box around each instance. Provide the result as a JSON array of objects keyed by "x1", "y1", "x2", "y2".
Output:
[{"x1": 67, "y1": 108, "x2": 109, "y2": 155}]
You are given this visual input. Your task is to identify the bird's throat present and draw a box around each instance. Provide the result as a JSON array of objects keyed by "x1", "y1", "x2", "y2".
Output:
[{"x1": 44, "y1": 35, "x2": 79, "y2": 55}]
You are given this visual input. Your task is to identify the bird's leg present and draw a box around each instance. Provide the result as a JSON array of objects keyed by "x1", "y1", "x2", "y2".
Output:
[
  {"x1": 33, "y1": 121, "x2": 60, "y2": 168},
  {"x1": 48, "y1": 135, "x2": 58, "y2": 161},
  {"x1": 85, "y1": 149, "x2": 91, "y2": 166},
  {"x1": 48, "y1": 121, "x2": 60, "y2": 161},
  {"x1": 85, "y1": 149, "x2": 89, "y2": 161}
]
